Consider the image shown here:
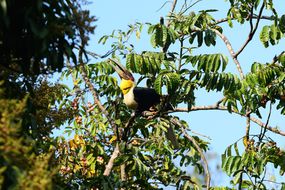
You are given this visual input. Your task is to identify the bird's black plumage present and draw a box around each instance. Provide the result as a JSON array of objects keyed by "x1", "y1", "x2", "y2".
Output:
[{"x1": 133, "y1": 87, "x2": 160, "y2": 113}]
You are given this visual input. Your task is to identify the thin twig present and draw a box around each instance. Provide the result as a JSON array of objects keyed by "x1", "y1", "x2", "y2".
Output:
[
  {"x1": 156, "y1": 1, "x2": 172, "y2": 13},
  {"x1": 234, "y1": 3, "x2": 265, "y2": 57},
  {"x1": 171, "y1": 118, "x2": 211, "y2": 189},
  {"x1": 169, "y1": 105, "x2": 285, "y2": 136},
  {"x1": 189, "y1": 129, "x2": 212, "y2": 140},
  {"x1": 212, "y1": 3, "x2": 265, "y2": 79},
  {"x1": 180, "y1": 0, "x2": 203, "y2": 15},
  {"x1": 249, "y1": 5, "x2": 254, "y2": 32},
  {"x1": 120, "y1": 164, "x2": 127, "y2": 181},
  {"x1": 78, "y1": 48, "x2": 121, "y2": 177},
  {"x1": 212, "y1": 29, "x2": 244, "y2": 79},
  {"x1": 178, "y1": 37, "x2": 184, "y2": 71},
  {"x1": 162, "y1": 0, "x2": 178, "y2": 53},
  {"x1": 272, "y1": 51, "x2": 285, "y2": 64},
  {"x1": 214, "y1": 15, "x2": 274, "y2": 26},
  {"x1": 258, "y1": 102, "x2": 272, "y2": 142},
  {"x1": 166, "y1": 0, "x2": 178, "y2": 27},
  {"x1": 250, "y1": 115, "x2": 285, "y2": 136},
  {"x1": 245, "y1": 113, "x2": 251, "y2": 148},
  {"x1": 78, "y1": 49, "x2": 117, "y2": 132}
]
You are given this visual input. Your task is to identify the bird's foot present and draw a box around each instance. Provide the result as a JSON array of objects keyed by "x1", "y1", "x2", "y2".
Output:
[{"x1": 142, "y1": 110, "x2": 158, "y2": 119}]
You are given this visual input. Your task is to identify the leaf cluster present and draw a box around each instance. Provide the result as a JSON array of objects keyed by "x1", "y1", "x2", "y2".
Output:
[
  {"x1": 222, "y1": 137, "x2": 285, "y2": 189},
  {"x1": 0, "y1": 0, "x2": 96, "y2": 76}
]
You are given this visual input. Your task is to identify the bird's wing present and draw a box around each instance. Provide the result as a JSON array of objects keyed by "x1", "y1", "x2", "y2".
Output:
[{"x1": 133, "y1": 87, "x2": 160, "y2": 112}]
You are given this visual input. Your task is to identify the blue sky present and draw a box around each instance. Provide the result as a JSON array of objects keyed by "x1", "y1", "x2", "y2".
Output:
[
  {"x1": 90, "y1": 0, "x2": 285, "y2": 151},
  {"x1": 81, "y1": 0, "x2": 285, "y2": 186}
]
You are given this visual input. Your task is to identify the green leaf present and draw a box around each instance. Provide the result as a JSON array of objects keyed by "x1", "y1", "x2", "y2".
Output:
[
  {"x1": 279, "y1": 15, "x2": 285, "y2": 33},
  {"x1": 126, "y1": 53, "x2": 135, "y2": 71},
  {"x1": 150, "y1": 31, "x2": 157, "y2": 48},
  {"x1": 234, "y1": 142, "x2": 240, "y2": 156},
  {"x1": 197, "y1": 32, "x2": 203, "y2": 47},
  {"x1": 165, "y1": 72, "x2": 180, "y2": 94},
  {"x1": 241, "y1": 180, "x2": 253, "y2": 188},
  {"x1": 204, "y1": 30, "x2": 211, "y2": 47},
  {"x1": 227, "y1": 15, "x2": 233, "y2": 28},
  {"x1": 212, "y1": 54, "x2": 221, "y2": 72},
  {"x1": 270, "y1": 24, "x2": 278, "y2": 41},
  {"x1": 278, "y1": 53, "x2": 285, "y2": 67},
  {"x1": 281, "y1": 183, "x2": 285, "y2": 190},
  {"x1": 162, "y1": 25, "x2": 168, "y2": 45},
  {"x1": 221, "y1": 54, "x2": 228, "y2": 71},
  {"x1": 154, "y1": 74, "x2": 163, "y2": 95},
  {"x1": 260, "y1": 26, "x2": 270, "y2": 47},
  {"x1": 223, "y1": 156, "x2": 241, "y2": 175},
  {"x1": 98, "y1": 35, "x2": 109, "y2": 44},
  {"x1": 223, "y1": 156, "x2": 234, "y2": 175},
  {"x1": 232, "y1": 171, "x2": 242, "y2": 185}
]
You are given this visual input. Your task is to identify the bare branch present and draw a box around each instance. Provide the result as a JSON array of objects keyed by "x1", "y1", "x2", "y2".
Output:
[
  {"x1": 189, "y1": 129, "x2": 212, "y2": 140},
  {"x1": 170, "y1": 104, "x2": 285, "y2": 137},
  {"x1": 249, "y1": 5, "x2": 254, "y2": 32},
  {"x1": 215, "y1": 15, "x2": 274, "y2": 25},
  {"x1": 235, "y1": 3, "x2": 265, "y2": 57},
  {"x1": 120, "y1": 164, "x2": 127, "y2": 181},
  {"x1": 180, "y1": 0, "x2": 202, "y2": 15},
  {"x1": 245, "y1": 113, "x2": 251, "y2": 148},
  {"x1": 166, "y1": 0, "x2": 178, "y2": 27},
  {"x1": 78, "y1": 49, "x2": 117, "y2": 131},
  {"x1": 103, "y1": 144, "x2": 120, "y2": 176},
  {"x1": 259, "y1": 103, "x2": 272, "y2": 141},
  {"x1": 171, "y1": 118, "x2": 211, "y2": 189},
  {"x1": 156, "y1": 1, "x2": 172, "y2": 13},
  {"x1": 212, "y1": 29, "x2": 244, "y2": 79},
  {"x1": 272, "y1": 51, "x2": 285, "y2": 64}
]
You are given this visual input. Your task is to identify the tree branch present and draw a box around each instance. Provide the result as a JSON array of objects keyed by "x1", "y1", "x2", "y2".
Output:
[
  {"x1": 171, "y1": 118, "x2": 211, "y2": 189},
  {"x1": 212, "y1": 29, "x2": 244, "y2": 79},
  {"x1": 78, "y1": 49, "x2": 117, "y2": 132},
  {"x1": 235, "y1": 3, "x2": 265, "y2": 57},
  {"x1": 166, "y1": 0, "x2": 177, "y2": 27},
  {"x1": 214, "y1": 15, "x2": 274, "y2": 25},
  {"x1": 245, "y1": 113, "x2": 251, "y2": 148},
  {"x1": 103, "y1": 143, "x2": 120, "y2": 176},
  {"x1": 212, "y1": 3, "x2": 265, "y2": 79},
  {"x1": 169, "y1": 105, "x2": 285, "y2": 136},
  {"x1": 272, "y1": 51, "x2": 285, "y2": 64}
]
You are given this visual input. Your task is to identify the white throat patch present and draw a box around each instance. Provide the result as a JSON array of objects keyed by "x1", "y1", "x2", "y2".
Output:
[{"x1": 123, "y1": 87, "x2": 138, "y2": 110}]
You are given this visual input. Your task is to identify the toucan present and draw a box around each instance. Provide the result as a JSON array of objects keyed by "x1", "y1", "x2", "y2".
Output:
[
  {"x1": 109, "y1": 58, "x2": 162, "y2": 114},
  {"x1": 109, "y1": 58, "x2": 179, "y2": 149}
]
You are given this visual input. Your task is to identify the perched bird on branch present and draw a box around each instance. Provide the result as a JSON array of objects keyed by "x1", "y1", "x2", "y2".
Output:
[
  {"x1": 109, "y1": 58, "x2": 179, "y2": 149},
  {"x1": 109, "y1": 58, "x2": 166, "y2": 114}
]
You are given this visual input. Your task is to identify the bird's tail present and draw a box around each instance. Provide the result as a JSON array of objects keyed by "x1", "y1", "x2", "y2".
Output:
[{"x1": 166, "y1": 125, "x2": 180, "y2": 149}]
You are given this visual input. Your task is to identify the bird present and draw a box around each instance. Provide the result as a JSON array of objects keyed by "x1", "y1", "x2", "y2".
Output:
[
  {"x1": 109, "y1": 58, "x2": 163, "y2": 114},
  {"x1": 109, "y1": 58, "x2": 179, "y2": 149}
]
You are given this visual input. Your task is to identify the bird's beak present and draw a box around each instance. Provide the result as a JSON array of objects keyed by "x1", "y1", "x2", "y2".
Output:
[{"x1": 109, "y1": 58, "x2": 134, "y2": 81}]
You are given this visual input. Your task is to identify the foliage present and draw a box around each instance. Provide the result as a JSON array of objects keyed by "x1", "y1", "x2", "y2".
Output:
[
  {"x1": 57, "y1": 0, "x2": 285, "y2": 189},
  {"x1": 0, "y1": 0, "x2": 96, "y2": 189},
  {"x1": 0, "y1": 84, "x2": 57, "y2": 189},
  {"x1": 221, "y1": 137, "x2": 285, "y2": 189},
  {"x1": 1, "y1": 0, "x2": 285, "y2": 189},
  {"x1": 0, "y1": 0, "x2": 95, "y2": 76}
]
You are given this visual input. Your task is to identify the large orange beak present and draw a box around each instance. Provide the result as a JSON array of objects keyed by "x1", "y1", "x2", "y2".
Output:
[{"x1": 109, "y1": 58, "x2": 134, "y2": 81}]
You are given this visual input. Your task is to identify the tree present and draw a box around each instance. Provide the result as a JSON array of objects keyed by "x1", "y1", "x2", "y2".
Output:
[
  {"x1": 0, "y1": 0, "x2": 96, "y2": 189},
  {"x1": 58, "y1": 0, "x2": 285, "y2": 189},
  {"x1": 1, "y1": 0, "x2": 285, "y2": 190}
]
